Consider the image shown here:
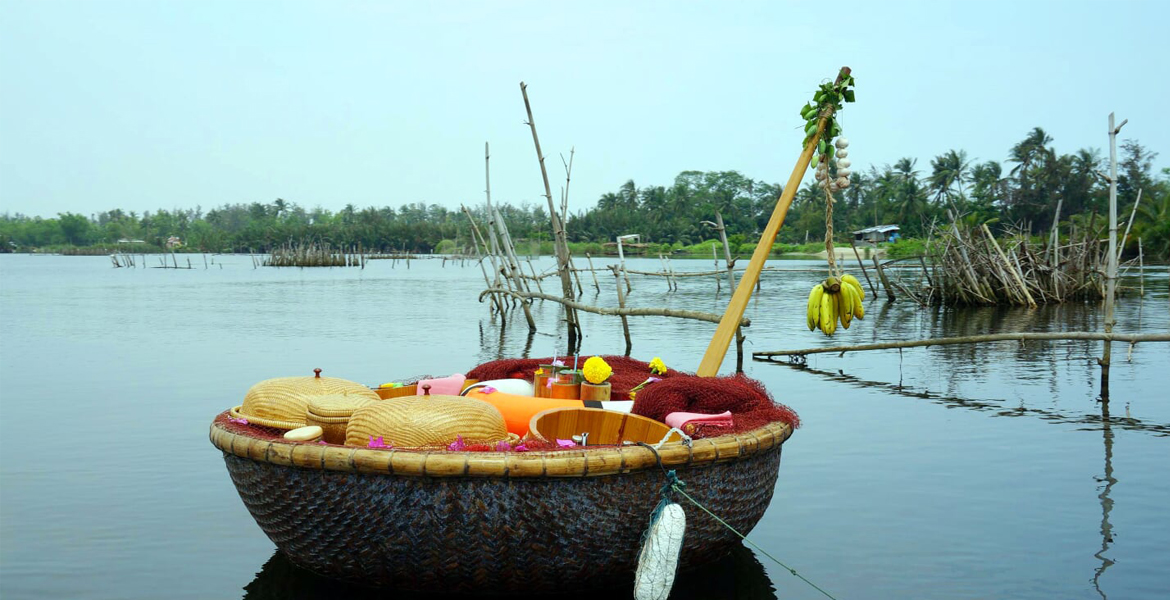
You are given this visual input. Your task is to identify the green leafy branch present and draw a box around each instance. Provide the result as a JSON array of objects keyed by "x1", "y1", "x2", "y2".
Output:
[{"x1": 799, "y1": 68, "x2": 856, "y2": 166}]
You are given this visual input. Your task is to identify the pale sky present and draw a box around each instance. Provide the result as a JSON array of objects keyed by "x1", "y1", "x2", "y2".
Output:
[{"x1": 1, "y1": 0, "x2": 1166, "y2": 219}]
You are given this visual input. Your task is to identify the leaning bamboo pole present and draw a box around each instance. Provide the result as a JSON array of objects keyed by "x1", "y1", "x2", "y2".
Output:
[
  {"x1": 754, "y1": 332, "x2": 1170, "y2": 359},
  {"x1": 697, "y1": 66, "x2": 851, "y2": 377},
  {"x1": 983, "y1": 223, "x2": 1037, "y2": 308},
  {"x1": 520, "y1": 82, "x2": 579, "y2": 347}
]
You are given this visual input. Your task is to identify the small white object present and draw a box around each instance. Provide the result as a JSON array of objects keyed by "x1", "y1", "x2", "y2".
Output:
[
  {"x1": 837, "y1": 177, "x2": 850, "y2": 189},
  {"x1": 634, "y1": 502, "x2": 686, "y2": 600},
  {"x1": 284, "y1": 425, "x2": 324, "y2": 442},
  {"x1": 836, "y1": 149, "x2": 848, "y2": 159},
  {"x1": 818, "y1": 180, "x2": 828, "y2": 189},
  {"x1": 837, "y1": 159, "x2": 851, "y2": 169},
  {"x1": 835, "y1": 137, "x2": 849, "y2": 149},
  {"x1": 837, "y1": 168, "x2": 851, "y2": 178},
  {"x1": 829, "y1": 182, "x2": 840, "y2": 192},
  {"x1": 814, "y1": 170, "x2": 826, "y2": 181}
]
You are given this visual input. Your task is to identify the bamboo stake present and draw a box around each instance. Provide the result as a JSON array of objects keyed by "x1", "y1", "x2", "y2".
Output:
[
  {"x1": 714, "y1": 212, "x2": 738, "y2": 291},
  {"x1": 872, "y1": 248, "x2": 896, "y2": 302},
  {"x1": 755, "y1": 332, "x2": 1170, "y2": 359},
  {"x1": 1101, "y1": 112, "x2": 1125, "y2": 402},
  {"x1": 1049, "y1": 196, "x2": 1063, "y2": 263},
  {"x1": 1117, "y1": 188, "x2": 1142, "y2": 264},
  {"x1": 527, "y1": 261, "x2": 545, "y2": 295},
  {"x1": 464, "y1": 211, "x2": 504, "y2": 318},
  {"x1": 1138, "y1": 238, "x2": 1144, "y2": 297},
  {"x1": 608, "y1": 266, "x2": 633, "y2": 355},
  {"x1": 849, "y1": 238, "x2": 878, "y2": 298},
  {"x1": 520, "y1": 82, "x2": 579, "y2": 348},
  {"x1": 697, "y1": 66, "x2": 850, "y2": 377},
  {"x1": 585, "y1": 252, "x2": 601, "y2": 292}
]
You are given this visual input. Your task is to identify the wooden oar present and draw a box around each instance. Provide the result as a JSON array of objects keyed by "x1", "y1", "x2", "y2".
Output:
[{"x1": 697, "y1": 67, "x2": 850, "y2": 377}]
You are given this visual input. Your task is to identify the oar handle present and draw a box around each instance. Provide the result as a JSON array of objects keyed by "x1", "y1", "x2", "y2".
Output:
[{"x1": 696, "y1": 67, "x2": 850, "y2": 377}]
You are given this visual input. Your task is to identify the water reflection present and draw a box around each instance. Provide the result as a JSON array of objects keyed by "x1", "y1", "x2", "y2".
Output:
[
  {"x1": 758, "y1": 360, "x2": 1170, "y2": 436},
  {"x1": 1093, "y1": 403, "x2": 1117, "y2": 599},
  {"x1": 242, "y1": 544, "x2": 776, "y2": 600}
]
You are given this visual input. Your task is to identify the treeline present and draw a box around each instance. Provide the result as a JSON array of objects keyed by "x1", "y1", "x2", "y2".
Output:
[
  {"x1": 566, "y1": 128, "x2": 1167, "y2": 258},
  {"x1": 1, "y1": 127, "x2": 1166, "y2": 259},
  {"x1": 0, "y1": 201, "x2": 555, "y2": 254}
]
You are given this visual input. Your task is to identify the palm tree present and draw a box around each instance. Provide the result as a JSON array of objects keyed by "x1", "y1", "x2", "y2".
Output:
[
  {"x1": 1134, "y1": 188, "x2": 1170, "y2": 258},
  {"x1": 889, "y1": 158, "x2": 929, "y2": 235},
  {"x1": 1008, "y1": 127, "x2": 1054, "y2": 179},
  {"x1": 929, "y1": 149, "x2": 972, "y2": 206}
]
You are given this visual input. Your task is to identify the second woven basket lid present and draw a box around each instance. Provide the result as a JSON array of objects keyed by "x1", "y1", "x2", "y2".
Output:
[
  {"x1": 345, "y1": 394, "x2": 512, "y2": 448},
  {"x1": 231, "y1": 368, "x2": 380, "y2": 430},
  {"x1": 307, "y1": 394, "x2": 376, "y2": 418}
]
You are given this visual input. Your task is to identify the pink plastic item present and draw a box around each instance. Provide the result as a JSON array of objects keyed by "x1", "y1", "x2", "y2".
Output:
[
  {"x1": 417, "y1": 373, "x2": 466, "y2": 396},
  {"x1": 664, "y1": 410, "x2": 733, "y2": 430}
]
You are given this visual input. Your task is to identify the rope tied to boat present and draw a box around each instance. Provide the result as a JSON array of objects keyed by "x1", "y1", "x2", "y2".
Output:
[
  {"x1": 636, "y1": 442, "x2": 839, "y2": 600},
  {"x1": 634, "y1": 444, "x2": 687, "y2": 600}
]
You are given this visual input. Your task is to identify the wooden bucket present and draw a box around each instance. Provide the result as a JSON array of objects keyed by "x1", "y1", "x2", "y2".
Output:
[{"x1": 528, "y1": 407, "x2": 683, "y2": 446}]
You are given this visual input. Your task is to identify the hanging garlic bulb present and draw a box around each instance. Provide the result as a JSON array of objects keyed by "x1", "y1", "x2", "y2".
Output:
[
  {"x1": 835, "y1": 137, "x2": 849, "y2": 149},
  {"x1": 829, "y1": 182, "x2": 840, "y2": 192},
  {"x1": 837, "y1": 177, "x2": 850, "y2": 189},
  {"x1": 836, "y1": 149, "x2": 848, "y2": 159},
  {"x1": 814, "y1": 170, "x2": 827, "y2": 181},
  {"x1": 837, "y1": 168, "x2": 851, "y2": 178},
  {"x1": 837, "y1": 159, "x2": 851, "y2": 169}
]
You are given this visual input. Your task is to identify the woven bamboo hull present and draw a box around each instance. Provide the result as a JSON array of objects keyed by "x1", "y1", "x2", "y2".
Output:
[{"x1": 221, "y1": 445, "x2": 783, "y2": 592}]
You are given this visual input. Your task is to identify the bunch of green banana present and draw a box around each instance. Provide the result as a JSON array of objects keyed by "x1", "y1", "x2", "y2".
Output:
[{"x1": 806, "y1": 274, "x2": 866, "y2": 336}]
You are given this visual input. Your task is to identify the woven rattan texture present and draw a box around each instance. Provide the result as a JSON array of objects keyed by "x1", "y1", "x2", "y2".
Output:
[
  {"x1": 239, "y1": 376, "x2": 380, "y2": 429},
  {"x1": 223, "y1": 443, "x2": 782, "y2": 592},
  {"x1": 344, "y1": 395, "x2": 511, "y2": 448}
]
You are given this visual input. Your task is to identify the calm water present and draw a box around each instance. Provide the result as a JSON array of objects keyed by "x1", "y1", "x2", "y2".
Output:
[{"x1": 1, "y1": 253, "x2": 1167, "y2": 599}]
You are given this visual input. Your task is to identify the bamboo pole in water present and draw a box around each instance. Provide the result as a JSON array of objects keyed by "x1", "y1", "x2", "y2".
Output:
[
  {"x1": 480, "y1": 286, "x2": 749, "y2": 327},
  {"x1": 697, "y1": 66, "x2": 850, "y2": 377},
  {"x1": 1101, "y1": 112, "x2": 1126, "y2": 403},
  {"x1": 754, "y1": 332, "x2": 1170, "y2": 359},
  {"x1": 520, "y1": 82, "x2": 579, "y2": 348},
  {"x1": 585, "y1": 253, "x2": 601, "y2": 292},
  {"x1": 849, "y1": 238, "x2": 878, "y2": 299}
]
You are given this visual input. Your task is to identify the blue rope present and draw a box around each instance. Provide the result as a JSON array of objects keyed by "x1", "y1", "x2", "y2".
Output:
[
  {"x1": 637, "y1": 441, "x2": 838, "y2": 600},
  {"x1": 671, "y1": 484, "x2": 838, "y2": 600}
]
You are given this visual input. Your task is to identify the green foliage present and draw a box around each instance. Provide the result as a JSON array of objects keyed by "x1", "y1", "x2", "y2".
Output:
[
  {"x1": 2, "y1": 128, "x2": 1165, "y2": 261},
  {"x1": 884, "y1": 237, "x2": 928, "y2": 258},
  {"x1": 800, "y1": 68, "x2": 855, "y2": 152}
]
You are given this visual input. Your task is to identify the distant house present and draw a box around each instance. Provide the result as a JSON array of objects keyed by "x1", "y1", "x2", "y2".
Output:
[{"x1": 853, "y1": 225, "x2": 900, "y2": 243}]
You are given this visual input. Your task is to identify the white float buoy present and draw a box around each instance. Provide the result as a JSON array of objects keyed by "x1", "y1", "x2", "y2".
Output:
[{"x1": 633, "y1": 502, "x2": 686, "y2": 600}]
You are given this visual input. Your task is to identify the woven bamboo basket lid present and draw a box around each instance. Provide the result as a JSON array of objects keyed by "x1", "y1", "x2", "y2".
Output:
[
  {"x1": 345, "y1": 394, "x2": 513, "y2": 448},
  {"x1": 231, "y1": 368, "x2": 380, "y2": 430},
  {"x1": 307, "y1": 394, "x2": 376, "y2": 419}
]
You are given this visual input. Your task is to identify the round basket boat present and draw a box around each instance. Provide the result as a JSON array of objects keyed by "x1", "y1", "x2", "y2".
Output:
[{"x1": 210, "y1": 410, "x2": 793, "y2": 592}]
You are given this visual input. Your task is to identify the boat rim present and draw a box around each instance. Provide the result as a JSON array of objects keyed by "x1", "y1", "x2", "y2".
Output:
[{"x1": 210, "y1": 411, "x2": 792, "y2": 478}]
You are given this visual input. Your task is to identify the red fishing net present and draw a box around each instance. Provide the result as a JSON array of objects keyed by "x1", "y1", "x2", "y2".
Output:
[
  {"x1": 466, "y1": 355, "x2": 684, "y2": 397},
  {"x1": 630, "y1": 374, "x2": 800, "y2": 435}
]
